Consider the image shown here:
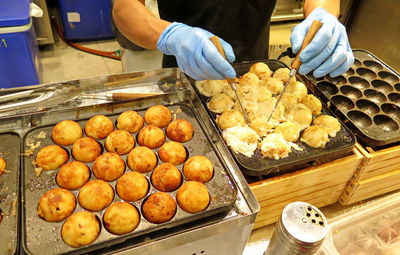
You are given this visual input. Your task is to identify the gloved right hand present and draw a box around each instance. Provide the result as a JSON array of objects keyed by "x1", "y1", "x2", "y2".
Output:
[{"x1": 157, "y1": 22, "x2": 236, "y2": 80}]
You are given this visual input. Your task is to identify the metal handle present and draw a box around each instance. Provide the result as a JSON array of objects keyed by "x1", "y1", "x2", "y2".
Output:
[
  {"x1": 291, "y1": 20, "x2": 323, "y2": 70},
  {"x1": 209, "y1": 36, "x2": 236, "y2": 84}
]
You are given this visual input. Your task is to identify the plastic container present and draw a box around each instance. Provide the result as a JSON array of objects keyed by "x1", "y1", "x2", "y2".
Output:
[
  {"x1": 322, "y1": 194, "x2": 400, "y2": 255},
  {"x1": 57, "y1": 0, "x2": 115, "y2": 41},
  {"x1": 0, "y1": 0, "x2": 41, "y2": 88}
]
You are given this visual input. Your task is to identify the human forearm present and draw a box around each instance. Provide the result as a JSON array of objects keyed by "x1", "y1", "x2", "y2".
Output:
[
  {"x1": 112, "y1": 0, "x2": 170, "y2": 49},
  {"x1": 304, "y1": 0, "x2": 340, "y2": 18}
]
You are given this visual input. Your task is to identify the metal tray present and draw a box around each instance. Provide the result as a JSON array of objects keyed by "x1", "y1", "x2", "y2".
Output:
[
  {"x1": 305, "y1": 49, "x2": 400, "y2": 147},
  {"x1": 191, "y1": 60, "x2": 356, "y2": 177},
  {"x1": 21, "y1": 95, "x2": 237, "y2": 255},
  {"x1": 0, "y1": 132, "x2": 20, "y2": 255}
]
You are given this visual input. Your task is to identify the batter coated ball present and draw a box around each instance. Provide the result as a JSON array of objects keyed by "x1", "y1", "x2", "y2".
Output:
[
  {"x1": 85, "y1": 115, "x2": 114, "y2": 140},
  {"x1": 51, "y1": 120, "x2": 83, "y2": 146}
]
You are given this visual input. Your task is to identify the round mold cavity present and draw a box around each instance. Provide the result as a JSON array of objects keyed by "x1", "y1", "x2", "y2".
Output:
[
  {"x1": 316, "y1": 81, "x2": 339, "y2": 97},
  {"x1": 331, "y1": 95, "x2": 355, "y2": 111},
  {"x1": 371, "y1": 80, "x2": 393, "y2": 93},
  {"x1": 364, "y1": 89, "x2": 387, "y2": 103},
  {"x1": 349, "y1": 76, "x2": 370, "y2": 90},
  {"x1": 340, "y1": 86, "x2": 362, "y2": 100},
  {"x1": 373, "y1": 115, "x2": 399, "y2": 132},
  {"x1": 353, "y1": 59, "x2": 361, "y2": 68},
  {"x1": 347, "y1": 110, "x2": 373, "y2": 128},
  {"x1": 378, "y1": 71, "x2": 400, "y2": 83},
  {"x1": 363, "y1": 60, "x2": 383, "y2": 72},
  {"x1": 381, "y1": 103, "x2": 400, "y2": 119},
  {"x1": 395, "y1": 83, "x2": 400, "y2": 92},
  {"x1": 327, "y1": 75, "x2": 347, "y2": 85},
  {"x1": 356, "y1": 68, "x2": 377, "y2": 80},
  {"x1": 356, "y1": 99, "x2": 380, "y2": 115},
  {"x1": 344, "y1": 68, "x2": 355, "y2": 76},
  {"x1": 388, "y1": 93, "x2": 400, "y2": 104}
]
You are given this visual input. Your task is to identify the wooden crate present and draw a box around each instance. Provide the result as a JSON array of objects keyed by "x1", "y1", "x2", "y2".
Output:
[
  {"x1": 249, "y1": 148, "x2": 363, "y2": 229},
  {"x1": 340, "y1": 143, "x2": 400, "y2": 205}
]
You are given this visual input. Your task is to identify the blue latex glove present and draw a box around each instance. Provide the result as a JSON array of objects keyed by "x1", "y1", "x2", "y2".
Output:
[
  {"x1": 157, "y1": 22, "x2": 236, "y2": 80},
  {"x1": 291, "y1": 8, "x2": 354, "y2": 78}
]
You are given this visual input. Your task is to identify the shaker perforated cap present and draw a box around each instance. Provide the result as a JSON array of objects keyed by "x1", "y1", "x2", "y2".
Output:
[
  {"x1": 281, "y1": 202, "x2": 329, "y2": 244},
  {"x1": 265, "y1": 202, "x2": 329, "y2": 255}
]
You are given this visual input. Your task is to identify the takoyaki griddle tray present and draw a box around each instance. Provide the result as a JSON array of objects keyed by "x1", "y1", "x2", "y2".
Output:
[
  {"x1": 190, "y1": 60, "x2": 356, "y2": 177},
  {"x1": 21, "y1": 101, "x2": 237, "y2": 255},
  {"x1": 305, "y1": 49, "x2": 400, "y2": 147},
  {"x1": 0, "y1": 132, "x2": 20, "y2": 255}
]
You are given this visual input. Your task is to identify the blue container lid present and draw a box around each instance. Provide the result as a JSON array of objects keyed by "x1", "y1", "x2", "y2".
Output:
[{"x1": 0, "y1": 0, "x2": 31, "y2": 27}]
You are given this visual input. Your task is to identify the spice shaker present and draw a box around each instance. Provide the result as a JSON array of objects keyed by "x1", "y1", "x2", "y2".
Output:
[{"x1": 264, "y1": 201, "x2": 329, "y2": 255}]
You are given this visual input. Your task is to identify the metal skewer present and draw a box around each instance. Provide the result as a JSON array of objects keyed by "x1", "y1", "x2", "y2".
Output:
[
  {"x1": 267, "y1": 20, "x2": 323, "y2": 124},
  {"x1": 210, "y1": 36, "x2": 251, "y2": 124}
]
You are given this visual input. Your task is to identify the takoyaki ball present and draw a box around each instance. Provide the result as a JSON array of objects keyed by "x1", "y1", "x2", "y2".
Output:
[
  {"x1": 177, "y1": 181, "x2": 210, "y2": 214},
  {"x1": 183, "y1": 156, "x2": 214, "y2": 183},
  {"x1": 116, "y1": 171, "x2": 149, "y2": 202},
  {"x1": 237, "y1": 85, "x2": 257, "y2": 100},
  {"x1": 56, "y1": 161, "x2": 90, "y2": 190},
  {"x1": 285, "y1": 104, "x2": 313, "y2": 130},
  {"x1": 280, "y1": 93, "x2": 299, "y2": 110},
  {"x1": 216, "y1": 110, "x2": 245, "y2": 131},
  {"x1": 286, "y1": 81, "x2": 308, "y2": 100},
  {"x1": 85, "y1": 115, "x2": 114, "y2": 140},
  {"x1": 144, "y1": 105, "x2": 171, "y2": 128},
  {"x1": 249, "y1": 62, "x2": 273, "y2": 80},
  {"x1": 259, "y1": 133, "x2": 291, "y2": 160},
  {"x1": 222, "y1": 82, "x2": 236, "y2": 100},
  {"x1": 92, "y1": 152, "x2": 125, "y2": 182},
  {"x1": 207, "y1": 93, "x2": 234, "y2": 114},
  {"x1": 271, "y1": 102, "x2": 286, "y2": 122},
  {"x1": 300, "y1": 94, "x2": 322, "y2": 115},
  {"x1": 275, "y1": 122, "x2": 301, "y2": 142},
  {"x1": 142, "y1": 192, "x2": 176, "y2": 224},
  {"x1": 158, "y1": 141, "x2": 187, "y2": 165},
  {"x1": 61, "y1": 211, "x2": 100, "y2": 248},
  {"x1": 103, "y1": 202, "x2": 140, "y2": 235},
  {"x1": 37, "y1": 188, "x2": 76, "y2": 222},
  {"x1": 151, "y1": 163, "x2": 182, "y2": 192},
  {"x1": 127, "y1": 146, "x2": 157, "y2": 173},
  {"x1": 105, "y1": 130, "x2": 135, "y2": 155},
  {"x1": 0, "y1": 157, "x2": 6, "y2": 176},
  {"x1": 257, "y1": 86, "x2": 273, "y2": 102},
  {"x1": 51, "y1": 120, "x2": 82, "y2": 146},
  {"x1": 195, "y1": 80, "x2": 225, "y2": 97},
  {"x1": 166, "y1": 119, "x2": 194, "y2": 143},
  {"x1": 261, "y1": 77, "x2": 284, "y2": 95},
  {"x1": 250, "y1": 117, "x2": 274, "y2": 137},
  {"x1": 300, "y1": 126, "x2": 330, "y2": 148},
  {"x1": 234, "y1": 97, "x2": 258, "y2": 117},
  {"x1": 116, "y1": 110, "x2": 144, "y2": 133},
  {"x1": 137, "y1": 125, "x2": 165, "y2": 149},
  {"x1": 313, "y1": 115, "x2": 341, "y2": 137},
  {"x1": 78, "y1": 180, "x2": 114, "y2": 212},
  {"x1": 72, "y1": 137, "x2": 102, "y2": 163},
  {"x1": 36, "y1": 145, "x2": 69, "y2": 171},
  {"x1": 238, "y1": 72, "x2": 260, "y2": 87},
  {"x1": 273, "y1": 67, "x2": 294, "y2": 83}
]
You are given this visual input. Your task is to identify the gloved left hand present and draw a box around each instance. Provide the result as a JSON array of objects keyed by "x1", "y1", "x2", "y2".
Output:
[
  {"x1": 291, "y1": 8, "x2": 354, "y2": 78},
  {"x1": 157, "y1": 22, "x2": 236, "y2": 80}
]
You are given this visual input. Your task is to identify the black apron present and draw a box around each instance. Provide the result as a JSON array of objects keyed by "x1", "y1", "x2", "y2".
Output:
[{"x1": 157, "y1": 0, "x2": 277, "y2": 67}]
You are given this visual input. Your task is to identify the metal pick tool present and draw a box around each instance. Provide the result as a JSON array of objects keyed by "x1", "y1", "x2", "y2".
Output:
[
  {"x1": 266, "y1": 20, "x2": 323, "y2": 124},
  {"x1": 210, "y1": 36, "x2": 251, "y2": 124}
]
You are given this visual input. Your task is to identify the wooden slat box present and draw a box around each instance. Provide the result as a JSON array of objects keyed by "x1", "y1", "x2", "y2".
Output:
[
  {"x1": 249, "y1": 148, "x2": 363, "y2": 229},
  {"x1": 340, "y1": 143, "x2": 400, "y2": 205}
]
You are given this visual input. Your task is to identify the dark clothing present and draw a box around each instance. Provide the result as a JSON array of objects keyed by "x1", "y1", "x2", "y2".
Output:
[{"x1": 157, "y1": 0, "x2": 277, "y2": 67}]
